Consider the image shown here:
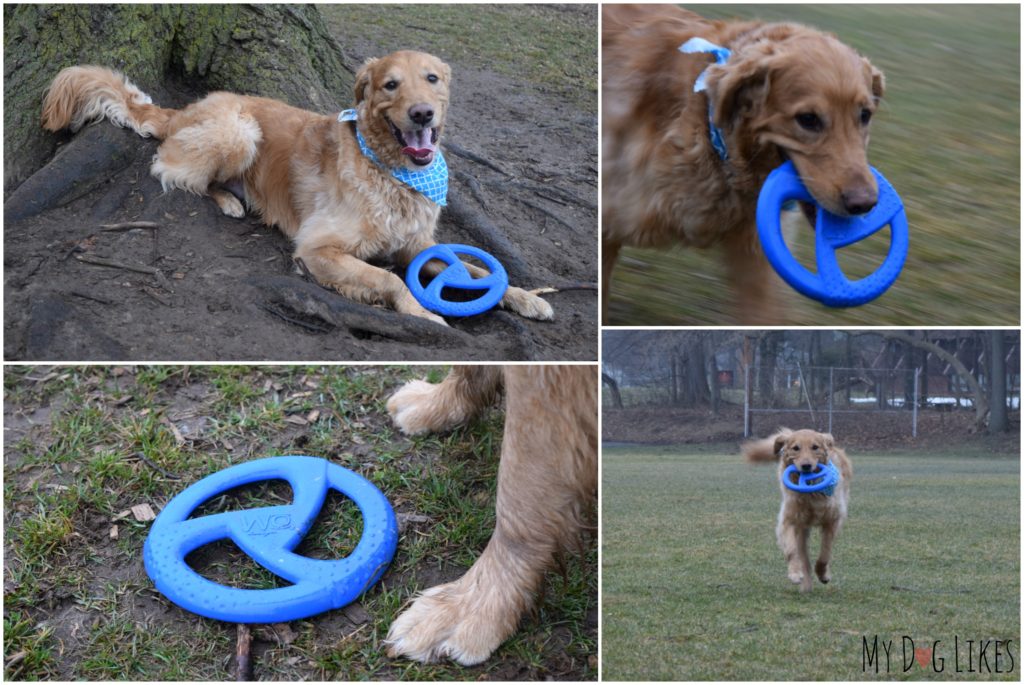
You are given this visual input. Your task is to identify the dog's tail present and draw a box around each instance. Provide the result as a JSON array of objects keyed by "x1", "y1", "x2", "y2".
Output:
[
  {"x1": 742, "y1": 428, "x2": 791, "y2": 463},
  {"x1": 42, "y1": 66, "x2": 175, "y2": 139}
]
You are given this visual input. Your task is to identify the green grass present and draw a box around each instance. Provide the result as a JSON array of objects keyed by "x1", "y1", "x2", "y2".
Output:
[
  {"x1": 320, "y1": 5, "x2": 596, "y2": 114},
  {"x1": 602, "y1": 444, "x2": 1020, "y2": 680},
  {"x1": 609, "y1": 5, "x2": 1020, "y2": 325},
  {"x1": 3, "y1": 366, "x2": 595, "y2": 680}
]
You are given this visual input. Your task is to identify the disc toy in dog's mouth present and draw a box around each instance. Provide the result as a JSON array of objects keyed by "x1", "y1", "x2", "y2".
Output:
[{"x1": 388, "y1": 118, "x2": 438, "y2": 166}]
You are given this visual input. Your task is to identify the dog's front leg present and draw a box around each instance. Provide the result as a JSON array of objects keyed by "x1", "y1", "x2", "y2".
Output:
[
  {"x1": 295, "y1": 243, "x2": 447, "y2": 326},
  {"x1": 816, "y1": 521, "x2": 837, "y2": 584},
  {"x1": 398, "y1": 240, "x2": 554, "y2": 321},
  {"x1": 722, "y1": 230, "x2": 781, "y2": 324},
  {"x1": 386, "y1": 366, "x2": 596, "y2": 665}
]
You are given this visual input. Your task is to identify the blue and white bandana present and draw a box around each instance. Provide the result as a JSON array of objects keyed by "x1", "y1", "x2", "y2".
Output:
[
  {"x1": 679, "y1": 37, "x2": 731, "y2": 160},
  {"x1": 338, "y1": 109, "x2": 448, "y2": 206}
]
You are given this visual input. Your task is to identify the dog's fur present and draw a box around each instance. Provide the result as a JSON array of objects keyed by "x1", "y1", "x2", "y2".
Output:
[
  {"x1": 385, "y1": 365, "x2": 596, "y2": 665},
  {"x1": 40, "y1": 52, "x2": 553, "y2": 325},
  {"x1": 602, "y1": 5, "x2": 885, "y2": 322},
  {"x1": 743, "y1": 428, "x2": 852, "y2": 592}
]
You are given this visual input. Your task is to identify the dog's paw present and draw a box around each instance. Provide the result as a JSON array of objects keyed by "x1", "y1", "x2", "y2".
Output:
[
  {"x1": 386, "y1": 583, "x2": 505, "y2": 666},
  {"x1": 502, "y1": 287, "x2": 554, "y2": 321},
  {"x1": 387, "y1": 380, "x2": 446, "y2": 436},
  {"x1": 815, "y1": 560, "x2": 831, "y2": 584},
  {"x1": 396, "y1": 294, "x2": 449, "y2": 326},
  {"x1": 215, "y1": 193, "x2": 246, "y2": 218},
  {"x1": 787, "y1": 567, "x2": 804, "y2": 586}
]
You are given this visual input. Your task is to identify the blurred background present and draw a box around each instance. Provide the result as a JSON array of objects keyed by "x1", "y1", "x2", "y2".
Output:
[{"x1": 606, "y1": 5, "x2": 1020, "y2": 326}]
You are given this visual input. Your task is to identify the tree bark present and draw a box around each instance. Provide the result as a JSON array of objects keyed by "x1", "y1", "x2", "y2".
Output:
[
  {"x1": 4, "y1": 5, "x2": 352, "y2": 190},
  {"x1": 602, "y1": 372, "x2": 623, "y2": 410},
  {"x1": 989, "y1": 331, "x2": 1008, "y2": 433}
]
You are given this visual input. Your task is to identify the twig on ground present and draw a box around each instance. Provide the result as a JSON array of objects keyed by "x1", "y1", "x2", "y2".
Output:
[
  {"x1": 74, "y1": 254, "x2": 173, "y2": 291},
  {"x1": 131, "y1": 451, "x2": 180, "y2": 480},
  {"x1": 236, "y1": 624, "x2": 253, "y2": 681},
  {"x1": 69, "y1": 290, "x2": 115, "y2": 305},
  {"x1": 528, "y1": 282, "x2": 597, "y2": 295},
  {"x1": 99, "y1": 221, "x2": 160, "y2": 232}
]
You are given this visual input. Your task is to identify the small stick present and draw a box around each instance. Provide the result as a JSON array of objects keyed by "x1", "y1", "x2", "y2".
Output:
[
  {"x1": 528, "y1": 282, "x2": 598, "y2": 295},
  {"x1": 443, "y1": 142, "x2": 511, "y2": 177},
  {"x1": 75, "y1": 254, "x2": 162, "y2": 276},
  {"x1": 236, "y1": 624, "x2": 253, "y2": 681},
  {"x1": 131, "y1": 451, "x2": 180, "y2": 480},
  {"x1": 70, "y1": 290, "x2": 114, "y2": 305},
  {"x1": 99, "y1": 221, "x2": 160, "y2": 232}
]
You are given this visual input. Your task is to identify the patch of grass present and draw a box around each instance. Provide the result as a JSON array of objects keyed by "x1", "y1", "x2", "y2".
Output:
[
  {"x1": 319, "y1": 5, "x2": 597, "y2": 113},
  {"x1": 609, "y1": 5, "x2": 1019, "y2": 325},
  {"x1": 3, "y1": 365, "x2": 595, "y2": 680},
  {"x1": 4, "y1": 611, "x2": 57, "y2": 679},
  {"x1": 602, "y1": 445, "x2": 1020, "y2": 680}
]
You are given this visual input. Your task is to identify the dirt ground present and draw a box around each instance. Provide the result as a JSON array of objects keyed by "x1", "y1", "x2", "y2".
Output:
[
  {"x1": 3, "y1": 366, "x2": 597, "y2": 680},
  {"x1": 3, "y1": 8, "x2": 597, "y2": 362},
  {"x1": 603, "y1": 403, "x2": 1021, "y2": 454}
]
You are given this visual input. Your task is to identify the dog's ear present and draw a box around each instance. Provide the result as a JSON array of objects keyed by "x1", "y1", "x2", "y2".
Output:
[
  {"x1": 704, "y1": 43, "x2": 776, "y2": 127},
  {"x1": 821, "y1": 433, "x2": 836, "y2": 455},
  {"x1": 354, "y1": 57, "x2": 379, "y2": 105},
  {"x1": 773, "y1": 434, "x2": 788, "y2": 458},
  {"x1": 863, "y1": 58, "x2": 885, "y2": 102}
]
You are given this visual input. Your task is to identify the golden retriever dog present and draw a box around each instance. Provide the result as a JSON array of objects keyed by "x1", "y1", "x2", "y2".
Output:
[
  {"x1": 602, "y1": 5, "x2": 885, "y2": 322},
  {"x1": 40, "y1": 51, "x2": 553, "y2": 326},
  {"x1": 385, "y1": 365, "x2": 596, "y2": 665},
  {"x1": 743, "y1": 428, "x2": 852, "y2": 592}
]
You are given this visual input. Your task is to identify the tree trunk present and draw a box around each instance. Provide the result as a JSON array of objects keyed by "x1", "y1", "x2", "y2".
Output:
[
  {"x1": 602, "y1": 372, "x2": 623, "y2": 410},
  {"x1": 4, "y1": 5, "x2": 352, "y2": 191},
  {"x1": 708, "y1": 340, "x2": 720, "y2": 417},
  {"x1": 875, "y1": 331, "x2": 990, "y2": 431},
  {"x1": 989, "y1": 331, "x2": 1008, "y2": 433}
]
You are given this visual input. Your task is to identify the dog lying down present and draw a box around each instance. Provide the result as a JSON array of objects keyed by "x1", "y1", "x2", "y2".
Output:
[
  {"x1": 385, "y1": 365, "x2": 596, "y2": 664},
  {"x1": 40, "y1": 51, "x2": 553, "y2": 326},
  {"x1": 743, "y1": 428, "x2": 852, "y2": 592}
]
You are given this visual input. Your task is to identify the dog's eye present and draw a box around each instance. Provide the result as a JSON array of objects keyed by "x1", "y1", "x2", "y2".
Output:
[
  {"x1": 812, "y1": 444, "x2": 820, "y2": 450},
  {"x1": 860, "y1": 108, "x2": 872, "y2": 125},
  {"x1": 795, "y1": 112, "x2": 823, "y2": 132},
  {"x1": 793, "y1": 445, "x2": 800, "y2": 452},
  {"x1": 383, "y1": 80, "x2": 399, "y2": 91},
  {"x1": 426, "y1": 74, "x2": 438, "y2": 84}
]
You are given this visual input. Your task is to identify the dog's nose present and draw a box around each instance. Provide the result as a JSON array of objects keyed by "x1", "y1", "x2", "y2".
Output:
[
  {"x1": 841, "y1": 187, "x2": 878, "y2": 215},
  {"x1": 800, "y1": 463, "x2": 814, "y2": 473},
  {"x1": 408, "y1": 104, "x2": 434, "y2": 126}
]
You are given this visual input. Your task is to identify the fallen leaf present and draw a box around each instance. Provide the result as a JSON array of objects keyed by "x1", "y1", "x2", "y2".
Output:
[
  {"x1": 285, "y1": 415, "x2": 308, "y2": 426},
  {"x1": 131, "y1": 503, "x2": 156, "y2": 522},
  {"x1": 306, "y1": 409, "x2": 320, "y2": 423},
  {"x1": 109, "y1": 525, "x2": 119, "y2": 540}
]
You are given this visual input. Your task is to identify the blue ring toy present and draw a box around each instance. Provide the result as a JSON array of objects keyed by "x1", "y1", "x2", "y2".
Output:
[
  {"x1": 405, "y1": 243, "x2": 509, "y2": 317},
  {"x1": 143, "y1": 456, "x2": 398, "y2": 624},
  {"x1": 782, "y1": 461, "x2": 840, "y2": 496},
  {"x1": 756, "y1": 160, "x2": 909, "y2": 307}
]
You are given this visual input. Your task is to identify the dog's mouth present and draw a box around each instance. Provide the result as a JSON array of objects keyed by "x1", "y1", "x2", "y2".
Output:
[{"x1": 387, "y1": 116, "x2": 439, "y2": 167}]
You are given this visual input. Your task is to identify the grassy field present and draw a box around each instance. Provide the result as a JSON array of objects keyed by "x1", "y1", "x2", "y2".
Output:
[
  {"x1": 602, "y1": 444, "x2": 1020, "y2": 680},
  {"x1": 609, "y1": 4, "x2": 1020, "y2": 325},
  {"x1": 3, "y1": 366, "x2": 595, "y2": 680}
]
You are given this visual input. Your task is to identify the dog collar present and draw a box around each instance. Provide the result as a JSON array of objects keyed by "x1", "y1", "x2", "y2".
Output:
[
  {"x1": 679, "y1": 37, "x2": 731, "y2": 160},
  {"x1": 337, "y1": 109, "x2": 448, "y2": 206}
]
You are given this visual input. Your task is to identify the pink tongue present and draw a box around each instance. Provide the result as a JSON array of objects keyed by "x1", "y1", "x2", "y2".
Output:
[{"x1": 401, "y1": 128, "x2": 436, "y2": 158}]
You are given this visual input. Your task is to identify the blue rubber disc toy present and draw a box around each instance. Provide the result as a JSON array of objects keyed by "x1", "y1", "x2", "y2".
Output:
[
  {"x1": 781, "y1": 461, "x2": 841, "y2": 496},
  {"x1": 405, "y1": 243, "x2": 509, "y2": 317},
  {"x1": 756, "y1": 160, "x2": 909, "y2": 307},
  {"x1": 143, "y1": 456, "x2": 398, "y2": 623}
]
